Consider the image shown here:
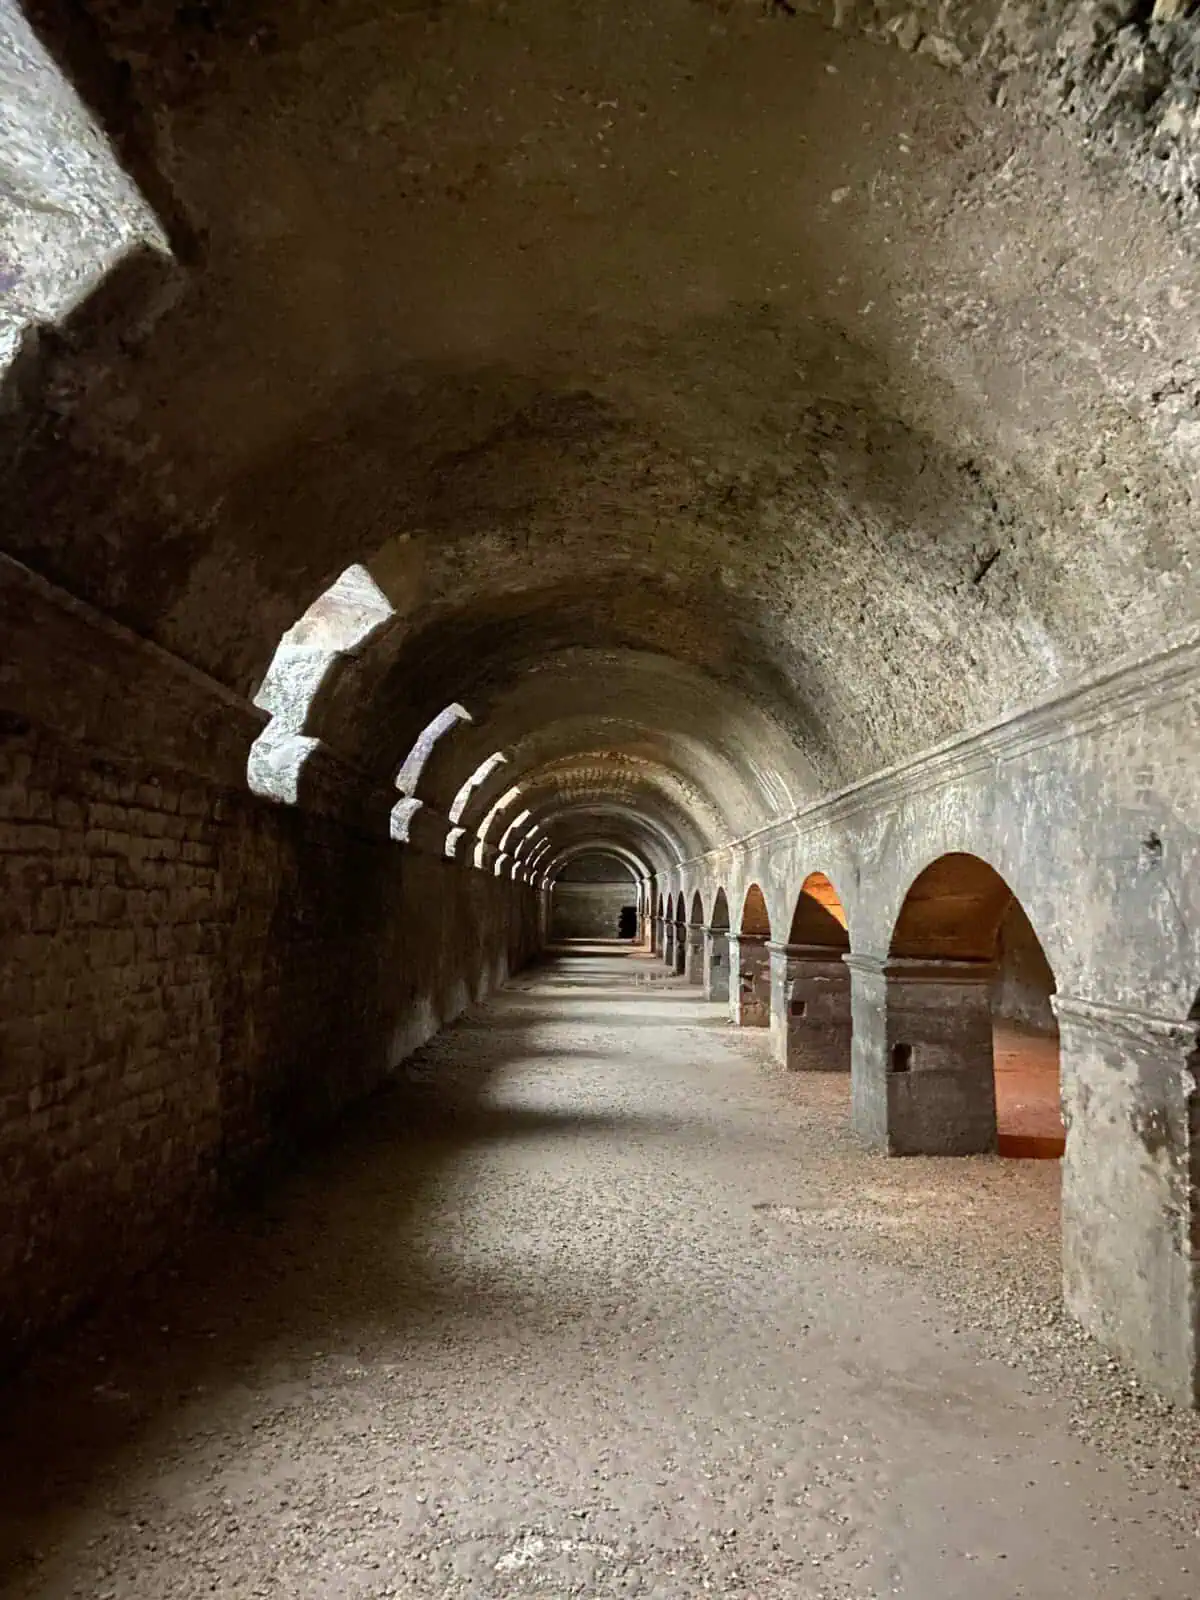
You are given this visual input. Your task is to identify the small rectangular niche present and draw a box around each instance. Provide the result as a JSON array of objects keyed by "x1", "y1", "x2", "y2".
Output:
[{"x1": 890, "y1": 1042, "x2": 914, "y2": 1073}]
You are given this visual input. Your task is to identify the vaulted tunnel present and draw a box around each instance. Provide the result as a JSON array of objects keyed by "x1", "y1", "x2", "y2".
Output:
[{"x1": 2, "y1": 0, "x2": 1200, "y2": 1585}]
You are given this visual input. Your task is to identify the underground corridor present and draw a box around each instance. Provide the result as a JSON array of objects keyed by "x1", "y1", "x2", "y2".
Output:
[{"x1": 2, "y1": 0, "x2": 1200, "y2": 1596}]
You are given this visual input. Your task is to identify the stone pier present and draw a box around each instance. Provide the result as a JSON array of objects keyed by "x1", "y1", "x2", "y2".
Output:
[
  {"x1": 730, "y1": 934, "x2": 771, "y2": 1028},
  {"x1": 848, "y1": 954, "x2": 997, "y2": 1155},
  {"x1": 704, "y1": 927, "x2": 730, "y2": 1003},
  {"x1": 768, "y1": 942, "x2": 852, "y2": 1072}
]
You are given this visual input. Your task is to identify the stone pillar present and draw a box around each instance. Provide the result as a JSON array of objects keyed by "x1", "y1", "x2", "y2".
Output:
[
  {"x1": 847, "y1": 954, "x2": 997, "y2": 1156},
  {"x1": 685, "y1": 924, "x2": 705, "y2": 984},
  {"x1": 768, "y1": 942, "x2": 852, "y2": 1071},
  {"x1": 730, "y1": 934, "x2": 771, "y2": 1027},
  {"x1": 663, "y1": 919, "x2": 676, "y2": 969},
  {"x1": 652, "y1": 915, "x2": 664, "y2": 955},
  {"x1": 703, "y1": 926, "x2": 730, "y2": 1002},
  {"x1": 1055, "y1": 995, "x2": 1198, "y2": 1407},
  {"x1": 672, "y1": 927, "x2": 687, "y2": 975}
]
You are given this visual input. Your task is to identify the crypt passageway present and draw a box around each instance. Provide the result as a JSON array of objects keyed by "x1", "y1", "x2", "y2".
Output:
[{"x1": 1, "y1": 0, "x2": 1199, "y2": 1591}]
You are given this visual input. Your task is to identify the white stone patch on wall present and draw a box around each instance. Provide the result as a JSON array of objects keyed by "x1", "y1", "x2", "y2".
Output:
[
  {"x1": 389, "y1": 798, "x2": 423, "y2": 842},
  {"x1": 395, "y1": 703, "x2": 472, "y2": 796},
  {"x1": 449, "y1": 750, "x2": 509, "y2": 824},
  {"x1": 0, "y1": 0, "x2": 168, "y2": 375},
  {"x1": 248, "y1": 565, "x2": 393, "y2": 804}
]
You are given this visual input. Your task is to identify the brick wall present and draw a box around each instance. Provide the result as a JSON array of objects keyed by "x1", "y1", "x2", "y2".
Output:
[
  {"x1": 550, "y1": 882, "x2": 635, "y2": 939},
  {"x1": 0, "y1": 562, "x2": 540, "y2": 1363}
]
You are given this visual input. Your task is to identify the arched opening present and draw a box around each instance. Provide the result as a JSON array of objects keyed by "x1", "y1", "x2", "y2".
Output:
[
  {"x1": 700, "y1": 887, "x2": 733, "y2": 1002},
  {"x1": 680, "y1": 890, "x2": 706, "y2": 983},
  {"x1": 497, "y1": 808, "x2": 532, "y2": 855},
  {"x1": 662, "y1": 893, "x2": 679, "y2": 968},
  {"x1": 550, "y1": 851, "x2": 638, "y2": 941},
  {"x1": 248, "y1": 564, "x2": 393, "y2": 805},
  {"x1": 395, "y1": 704, "x2": 472, "y2": 797},
  {"x1": 389, "y1": 798, "x2": 423, "y2": 843},
  {"x1": 991, "y1": 899, "x2": 1063, "y2": 1160},
  {"x1": 788, "y1": 872, "x2": 849, "y2": 947},
  {"x1": 773, "y1": 872, "x2": 852, "y2": 1073},
  {"x1": 390, "y1": 704, "x2": 472, "y2": 843},
  {"x1": 672, "y1": 893, "x2": 688, "y2": 975},
  {"x1": 889, "y1": 853, "x2": 1061, "y2": 1160},
  {"x1": 474, "y1": 785, "x2": 523, "y2": 869},
  {"x1": 740, "y1": 884, "x2": 771, "y2": 937},
  {"x1": 733, "y1": 884, "x2": 772, "y2": 1026},
  {"x1": 448, "y1": 750, "x2": 508, "y2": 825}
]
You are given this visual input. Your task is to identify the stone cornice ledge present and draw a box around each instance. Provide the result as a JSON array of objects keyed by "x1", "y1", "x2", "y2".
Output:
[
  {"x1": 1052, "y1": 994, "x2": 1199, "y2": 1053},
  {"x1": 678, "y1": 621, "x2": 1200, "y2": 873},
  {"x1": 0, "y1": 554, "x2": 506, "y2": 873}
]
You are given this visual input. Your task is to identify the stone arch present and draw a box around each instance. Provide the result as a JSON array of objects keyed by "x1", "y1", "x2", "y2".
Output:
[
  {"x1": 248, "y1": 564, "x2": 393, "y2": 805},
  {"x1": 877, "y1": 852, "x2": 1062, "y2": 1160},
  {"x1": 513, "y1": 823, "x2": 543, "y2": 863},
  {"x1": 448, "y1": 750, "x2": 508, "y2": 825},
  {"x1": 740, "y1": 883, "x2": 772, "y2": 938},
  {"x1": 677, "y1": 889, "x2": 707, "y2": 983},
  {"x1": 670, "y1": 888, "x2": 688, "y2": 974},
  {"x1": 649, "y1": 888, "x2": 664, "y2": 953},
  {"x1": 389, "y1": 798, "x2": 423, "y2": 843},
  {"x1": 772, "y1": 871, "x2": 852, "y2": 1074},
  {"x1": 731, "y1": 884, "x2": 772, "y2": 1026},
  {"x1": 891, "y1": 852, "x2": 1025, "y2": 962},
  {"x1": 474, "y1": 784, "x2": 523, "y2": 869},
  {"x1": 389, "y1": 703, "x2": 472, "y2": 844},
  {"x1": 710, "y1": 887, "x2": 731, "y2": 931},
  {"x1": 788, "y1": 871, "x2": 850, "y2": 951},
  {"x1": 396, "y1": 704, "x2": 472, "y2": 797},
  {"x1": 497, "y1": 807, "x2": 533, "y2": 857},
  {"x1": 660, "y1": 892, "x2": 678, "y2": 965}
]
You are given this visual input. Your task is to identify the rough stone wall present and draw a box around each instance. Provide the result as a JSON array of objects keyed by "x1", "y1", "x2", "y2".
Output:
[
  {"x1": 0, "y1": 565, "x2": 539, "y2": 1363},
  {"x1": 714, "y1": 1, "x2": 1200, "y2": 222}
]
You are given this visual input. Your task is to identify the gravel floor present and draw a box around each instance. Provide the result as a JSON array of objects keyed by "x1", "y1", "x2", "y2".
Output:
[{"x1": 1, "y1": 944, "x2": 1197, "y2": 1598}]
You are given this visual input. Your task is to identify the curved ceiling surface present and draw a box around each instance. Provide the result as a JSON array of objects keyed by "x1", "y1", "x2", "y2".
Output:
[{"x1": 5, "y1": 0, "x2": 1198, "y2": 877}]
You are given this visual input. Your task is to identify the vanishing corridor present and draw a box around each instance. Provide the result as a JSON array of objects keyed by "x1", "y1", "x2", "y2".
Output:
[{"x1": 1, "y1": 946, "x2": 1194, "y2": 1599}]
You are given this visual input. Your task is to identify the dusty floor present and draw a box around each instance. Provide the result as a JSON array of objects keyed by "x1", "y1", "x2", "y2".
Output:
[{"x1": 1, "y1": 945, "x2": 1197, "y2": 1598}]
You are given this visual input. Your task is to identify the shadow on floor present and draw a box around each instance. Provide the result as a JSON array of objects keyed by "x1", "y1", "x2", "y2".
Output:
[{"x1": 0, "y1": 955, "x2": 695, "y2": 1586}]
